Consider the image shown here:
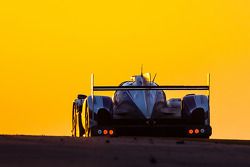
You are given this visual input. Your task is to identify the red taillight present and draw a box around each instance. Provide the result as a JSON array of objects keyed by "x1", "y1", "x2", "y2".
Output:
[
  {"x1": 188, "y1": 129, "x2": 194, "y2": 134},
  {"x1": 109, "y1": 130, "x2": 114, "y2": 135},
  {"x1": 103, "y1": 129, "x2": 108, "y2": 135},
  {"x1": 194, "y1": 129, "x2": 200, "y2": 134}
]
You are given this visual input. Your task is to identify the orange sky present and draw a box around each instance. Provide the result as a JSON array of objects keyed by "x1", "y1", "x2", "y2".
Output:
[{"x1": 0, "y1": 0, "x2": 249, "y2": 139}]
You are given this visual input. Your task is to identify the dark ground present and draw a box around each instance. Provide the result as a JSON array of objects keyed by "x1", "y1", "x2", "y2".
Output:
[{"x1": 0, "y1": 135, "x2": 249, "y2": 167}]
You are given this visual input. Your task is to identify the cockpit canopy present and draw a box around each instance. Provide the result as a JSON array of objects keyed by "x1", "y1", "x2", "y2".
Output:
[{"x1": 113, "y1": 73, "x2": 167, "y2": 119}]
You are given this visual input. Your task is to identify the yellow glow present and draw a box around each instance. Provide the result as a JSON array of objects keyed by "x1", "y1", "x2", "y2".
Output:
[
  {"x1": 0, "y1": 0, "x2": 249, "y2": 139},
  {"x1": 143, "y1": 73, "x2": 151, "y2": 82}
]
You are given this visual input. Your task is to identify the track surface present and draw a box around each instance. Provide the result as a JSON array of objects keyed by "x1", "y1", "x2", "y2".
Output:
[{"x1": 0, "y1": 135, "x2": 249, "y2": 167}]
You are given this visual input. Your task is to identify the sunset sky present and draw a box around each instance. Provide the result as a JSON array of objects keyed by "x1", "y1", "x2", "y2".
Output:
[{"x1": 0, "y1": 0, "x2": 249, "y2": 139}]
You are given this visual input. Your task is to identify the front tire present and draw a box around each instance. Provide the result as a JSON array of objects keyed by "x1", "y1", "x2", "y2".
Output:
[
  {"x1": 72, "y1": 102, "x2": 77, "y2": 136},
  {"x1": 72, "y1": 102, "x2": 85, "y2": 137}
]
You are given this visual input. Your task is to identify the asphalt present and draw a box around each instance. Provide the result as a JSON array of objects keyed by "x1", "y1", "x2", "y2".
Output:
[{"x1": 0, "y1": 135, "x2": 249, "y2": 167}]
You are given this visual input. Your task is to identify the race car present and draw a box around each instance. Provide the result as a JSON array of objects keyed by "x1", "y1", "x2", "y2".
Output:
[{"x1": 72, "y1": 72, "x2": 212, "y2": 138}]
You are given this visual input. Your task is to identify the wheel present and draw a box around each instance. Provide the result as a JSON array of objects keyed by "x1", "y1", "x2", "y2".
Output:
[
  {"x1": 72, "y1": 102, "x2": 77, "y2": 136},
  {"x1": 97, "y1": 109, "x2": 111, "y2": 126},
  {"x1": 72, "y1": 102, "x2": 85, "y2": 137},
  {"x1": 191, "y1": 108, "x2": 205, "y2": 125},
  {"x1": 83, "y1": 104, "x2": 91, "y2": 137}
]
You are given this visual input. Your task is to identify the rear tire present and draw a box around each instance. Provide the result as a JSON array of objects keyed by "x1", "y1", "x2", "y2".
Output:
[
  {"x1": 97, "y1": 109, "x2": 111, "y2": 126},
  {"x1": 84, "y1": 105, "x2": 90, "y2": 137},
  {"x1": 191, "y1": 108, "x2": 205, "y2": 125}
]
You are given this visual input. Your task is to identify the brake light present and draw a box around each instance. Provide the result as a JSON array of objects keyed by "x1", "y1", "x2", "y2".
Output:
[
  {"x1": 188, "y1": 129, "x2": 194, "y2": 134},
  {"x1": 109, "y1": 130, "x2": 114, "y2": 135},
  {"x1": 194, "y1": 129, "x2": 199, "y2": 134},
  {"x1": 103, "y1": 129, "x2": 108, "y2": 135}
]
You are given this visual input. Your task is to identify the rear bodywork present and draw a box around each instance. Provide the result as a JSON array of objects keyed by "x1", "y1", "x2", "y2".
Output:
[{"x1": 72, "y1": 73, "x2": 212, "y2": 138}]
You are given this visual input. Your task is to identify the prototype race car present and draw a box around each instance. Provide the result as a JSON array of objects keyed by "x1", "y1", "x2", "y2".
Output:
[{"x1": 72, "y1": 72, "x2": 212, "y2": 138}]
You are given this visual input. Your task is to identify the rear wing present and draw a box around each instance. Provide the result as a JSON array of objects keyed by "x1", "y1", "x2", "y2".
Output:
[
  {"x1": 90, "y1": 74, "x2": 211, "y2": 117},
  {"x1": 91, "y1": 74, "x2": 210, "y2": 92},
  {"x1": 93, "y1": 85, "x2": 209, "y2": 91}
]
